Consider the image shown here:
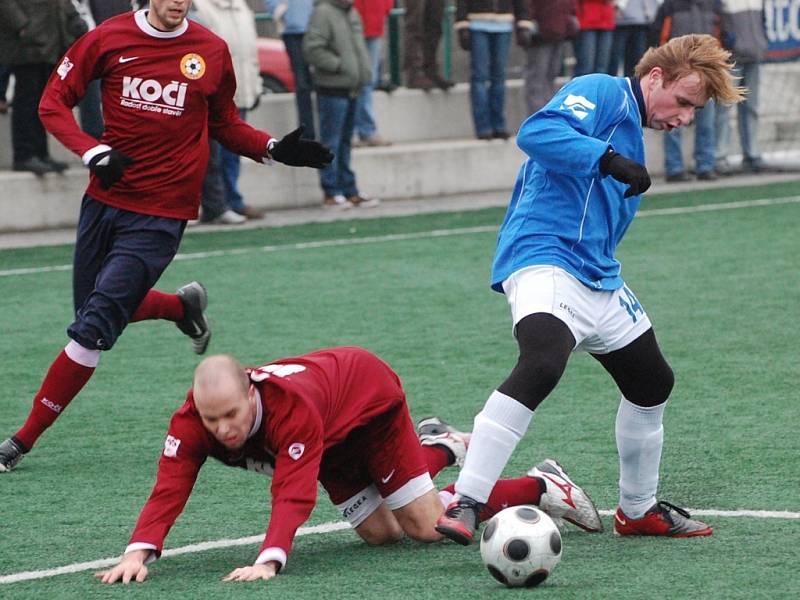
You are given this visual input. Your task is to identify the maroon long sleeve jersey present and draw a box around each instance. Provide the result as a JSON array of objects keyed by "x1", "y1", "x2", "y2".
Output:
[{"x1": 39, "y1": 10, "x2": 272, "y2": 220}]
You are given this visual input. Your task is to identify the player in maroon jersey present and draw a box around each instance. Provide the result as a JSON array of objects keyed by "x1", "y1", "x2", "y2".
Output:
[
  {"x1": 95, "y1": 346, "x2": 601, "y2": 584},
  {"x1": 0, "y1": 0, "x2": 333, "y2": 473}
]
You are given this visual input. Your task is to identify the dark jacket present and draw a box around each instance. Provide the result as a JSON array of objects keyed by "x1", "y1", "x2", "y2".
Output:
[
  {"x1": 529, "y1": 0, "x2": 579, "y2": 43},
  {"x1": 718, "y1": 0, "x2": 767, "y2": 63},
  {"x1": 653, "y1": 0, "x2": 717, "y2": 42},
  {"x1": 303, "y1": 0, "x2": 372, "y2": 95},
  {"x1": 88, "y1": 0, "x2": 135, "y2": 24},
  {"x1": 0, "y1": 0, "x2": 87, "y2": 66},
  {"x1": 455, "y1": 0, "x2": 533, "y2": 31}
]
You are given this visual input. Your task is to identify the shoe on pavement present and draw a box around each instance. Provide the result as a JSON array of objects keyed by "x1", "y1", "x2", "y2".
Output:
[
  {"x1": 237, "y1": 205, "x2": 267, "y2": 219},
  {"x1": 323, "y1": 194, "x2": 351, "y2": 210},
  {"x1": 13, "y1": 156, "x2": 54, "y2": 176},
  {"x1": 614, "y1": 501, "x2": 713, "y2": 537},
  {"x1": 347, "y1": 195, "x2": 380, "y2": 208},
  {"x1": 42, "y1": 156, "x2": 69, "y2": 173},
  {"x1": 358, "y1": 135, "x2": 392, "y2": 147},
  {"x1": 435, "y1": 496, "x2": 483, "y2": 545},
  {"x1": 665, "y1": 172, "x2": 691, "y2": 183},
  {"x1": 0, "y1": 437, "x2": 25, "y2": 473},
  {"x1": 211, "y1": 209, "x2": 246, "y2": 225},
  {"x1": 417, "y1": 417, "x2": 470, "y2": 467},
  {"x1": 175, "y1": 281, "x2": 211, "y2": 354},
  {"x1": 528, "y1": 458, "x2": 603, "y2": 532}
]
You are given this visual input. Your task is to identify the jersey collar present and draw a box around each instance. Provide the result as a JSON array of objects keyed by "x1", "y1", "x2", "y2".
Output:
[
  {"x1": 247, "y1": 387, "x2": 264, "y2": 439},
  {"x1": 627, "y1": 76, "x2": 647, "y2": 127},
  {"x1": 134, "y1": 9, "x2": 189, "y2": 38}
]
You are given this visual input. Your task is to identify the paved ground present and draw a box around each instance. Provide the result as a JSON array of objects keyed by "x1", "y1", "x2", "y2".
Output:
[{"x1": 1, "y1": 171, "x2": 797, "y2": 250}]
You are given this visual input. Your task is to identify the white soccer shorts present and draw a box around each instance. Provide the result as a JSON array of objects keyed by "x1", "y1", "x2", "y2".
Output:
[{"x1": 502, "y1": 265, "x2": 652, "y2": 354}]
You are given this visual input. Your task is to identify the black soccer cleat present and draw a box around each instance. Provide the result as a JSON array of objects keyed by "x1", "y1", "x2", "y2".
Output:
[
  {"x1": 435, "y1": 496, "x2": 483, "y2": 545},
  {"x1": 175, "y1": 281, "x2": 211, "y2": 355},
  {"x1": 0, "y1": 437, "x2": 25, "y2": 473}
]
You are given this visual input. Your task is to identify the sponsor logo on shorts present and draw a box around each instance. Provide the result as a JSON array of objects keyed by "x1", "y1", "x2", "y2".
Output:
[
  {"x1": 288, "y1": 442, "x2": 305, "y2": 460},
  {"x1": 163, "y1": 435, "x2": 181, "y2": 458},
  {"x1": 40, "y1": 397, "x2": 62, "y2": 413},
  {"x1": 342, "y1": 494, "x2": 369, "y2": 519},
  {"x1": 381, "y1": 469, "x2": 396, "y2": 484},
  {"x1": 559, "y1": 301, "x2": 576, "y2": 320},
  {"x1": 245, "y1": 458, "x2": 274, "y2": 476}
]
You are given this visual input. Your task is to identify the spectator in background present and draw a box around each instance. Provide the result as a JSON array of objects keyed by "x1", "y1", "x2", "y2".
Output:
[
  {"x1": 523, "y1": 0, "x2": 579, "y2": 114},
  {"x1": 194, "y1": 0, "x2": 266, "y2": 220},
  {"x1": 71, "y1": 0, "x2": 104, "y2": 140},
  {"x1": 456, "y1": 1, "x2": 536, "y2": 140},
  {"x1": 267, "y1": 0, "x2": 316, "y2": 140},
  {"x1": 404, "y1": 0, "x2": 454, "y2": 90},
  {"x1": 0, "y1": 0, "x2": 87, "y2": 175},
  {"x1": 198, "y1": 141, "x2": 248, "y2": 225},
  {"x1": 573, "y1": 0, "x2": 615, "y2": 76},
  {"x1": 353, "y1": 0, "x2": 393, "y2": 147},
  {"x1": 715, "y1": 0, "x2": 768, "y2": 175},
  {"x1": 608, "y1": 0, "x2": 661, "y2": 77},
  {"x1": 0, "y1": 65, "x2": 10, "y2": 114},
  {"x1": 304, "y1": 0, "x2": 379, "y2": 209},
  {"x1": 653, "y1": 0, "x2": 718, "y2": 182}
]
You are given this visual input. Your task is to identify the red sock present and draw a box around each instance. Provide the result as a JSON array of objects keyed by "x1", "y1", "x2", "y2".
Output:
[
  {"x1": 131, "y1": 290, "x2": 183, "y2": 323},
  {"x1": 440, "y1": 477, "x2": 545, "y2": 522},
  {"x1": 15, "y1": 350, "x2": 96, "y2": 450},
  {"x1": 421, "y1": 445, "x2": 452, "y2": 478}
]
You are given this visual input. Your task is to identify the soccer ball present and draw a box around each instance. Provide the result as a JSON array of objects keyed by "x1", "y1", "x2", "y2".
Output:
[{"x1": 479, "y1": 505, "x2": 562, "y2": 588}]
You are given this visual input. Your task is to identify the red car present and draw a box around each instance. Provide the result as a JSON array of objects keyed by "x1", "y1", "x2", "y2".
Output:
[{"x1": 256, "y1": 37, "x2": 295, "y2": 94}]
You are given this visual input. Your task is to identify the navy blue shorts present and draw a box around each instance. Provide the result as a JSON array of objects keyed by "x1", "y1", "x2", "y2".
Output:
[{"x1": 68, "y1": 195, "x2": 186, "y2": 351}]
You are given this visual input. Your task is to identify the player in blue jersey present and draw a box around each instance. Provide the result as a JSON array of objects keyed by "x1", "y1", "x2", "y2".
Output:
[{"x1": 436, "y1": 34, "x2": 745, "y2": 543}]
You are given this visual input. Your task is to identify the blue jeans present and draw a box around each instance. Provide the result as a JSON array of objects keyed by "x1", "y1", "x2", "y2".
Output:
[
  {"x1": 715, "y1": 62, "x2": 761, "y2": 165},
  {"x1": 283, "y1": 32, "x2": 316, "y2": 140},
  {"x1": 219, "y1": 108, "x2": 246, "y2": 212},
  {"x1": 664, "y1": 100, "x2": 716, "y2": 175},
  {"x1": 355, "y1": 36, "x2": 382, "y2": 140},
  {"x1": 573, "y1": 29, "x2": 614, "y2": 76},
  {"x1": 608, "y1": 25, "x2": 648, "y2": 77},
  {"x1": 317, "y1": 94, "x2": 358, "y2": 197},
  {"x1": 469, "y1": 30, "x2": 511, "y2": 136}
]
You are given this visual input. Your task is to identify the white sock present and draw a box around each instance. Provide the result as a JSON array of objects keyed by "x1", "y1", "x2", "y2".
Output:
[
  {"x1": 616, "y1": 396, "x2": 666, "y2": 518},
  {"x1": 454, "y1": 390, "x2": 533, "y2": 503}
]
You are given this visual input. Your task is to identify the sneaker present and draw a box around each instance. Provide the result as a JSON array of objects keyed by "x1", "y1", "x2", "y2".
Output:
[
  {"x1": 435, "y1": 496, "x2": 483, "y2": 545},
  {"x1": 614, "y1": 501, "x2": 712, "y2": 537},
  {"x1": 417, "y1": 417, "x2": 470, "y2": 467},
  {"x1": 0, "y1": 437, "x2": 25, "y2": 473},
  {"x1": 358, "y1": 135, "x2": 392, "y2": 147},
  {"x1": 347, "y1": 195, "x2": 380, "y2": 208},
  {"x1": 528, "y1": 458, "x2": 603, "y2": 532},
  {"x1": 492, "y1": 130, "x2": 511, "y2": 140},
  {"x1": 211, "y1": 209, "x2": 246, "y2": 225},
  {"x1": 696, "y1": 170, "x2": 718, "y2": 181},
  {"x1": 175, "y1": 281, "x2": 211, "y2": 354},
  {"x1": 665, "y1": 172, "x2": 691, "y2": 183},
  {"x1": 237, "y1": 205, "x2": 267, "y2": 220},
  {"x1": 42, "y1": 156, "x2": 69, "y2": 173},
  {"x1": 12, "y1": 156, "x2": 54, "y2": 176},
  {"x1": 322, "y1": 195, "x2": 351, "y2": 210}
]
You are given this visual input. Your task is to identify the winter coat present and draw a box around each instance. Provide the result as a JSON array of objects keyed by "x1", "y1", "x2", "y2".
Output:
[
  {"x1": 0, "y1": 0, "x2": 87, "y2": 66},
  {"x1": 654, "y1": 0, "x2": 717, "y2": 40},
  {"x1": 614, "y1": 0, "x2": 662, "y2": 26},
  {"x1": 455, "y1": 0, "x2": 533, "y2": 30},
  {"x1": 577, "y1": 0, "x2": 616, "y2": 30},
  {"x1": 303, "y1": 0, "x2": 372, "y2": 95},
  {"x1": 718, "y1": 0, "x2": 767, "y2": 63},
  {"x1": 192, "y1": 0, "x2": 262, "y2": 109},
  {"x1": 529, "y1": 0, "x2": 579, "y2": 42},
  {"x1": 265, "y1": 0, "x2": 314, "y2": 35},
  {"x1": 354, "y1": 0, "x2": 393, "y2": 38}
]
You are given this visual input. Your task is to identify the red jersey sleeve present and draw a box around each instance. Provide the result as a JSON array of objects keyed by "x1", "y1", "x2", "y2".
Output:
[
  {"x1": 127, "y1": 405, "x2": 209, "y2": 557},
  {"x1": 256, "y1": 390, "x2": 325, "y2": 569},
  {"x1": 207, "y1": 50, "x2": 272, "y2": 164},
  {"x1": 39, "y1": 28, "x2": 108, "y2": 159}
]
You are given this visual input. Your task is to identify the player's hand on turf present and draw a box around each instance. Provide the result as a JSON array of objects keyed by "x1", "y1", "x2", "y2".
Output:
[
  {"x1": 94, "y1": 550, "x2": 150, "y2": 584},
  {"x1": 599, "y1": 149, "x2": 651, "y2": 198},
  {"x1": 222, "y1": 562, "x2": 278, "y2": 582},
  {"x1": 87, "y1": 148, "x2": 134, "y2": 189},
  {"x1": 269, "y1": 126, "x2": 334, "y2": 169}
]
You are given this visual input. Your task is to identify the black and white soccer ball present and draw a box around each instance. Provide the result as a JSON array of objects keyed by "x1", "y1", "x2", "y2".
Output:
[{"x1": 479, "y1": 505, "x2": 562, "y2": 588}]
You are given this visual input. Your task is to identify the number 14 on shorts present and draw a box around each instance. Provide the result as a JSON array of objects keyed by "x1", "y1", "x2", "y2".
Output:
[{"x1": 618, "y1": 286, "x2": 645, "y2": 323}]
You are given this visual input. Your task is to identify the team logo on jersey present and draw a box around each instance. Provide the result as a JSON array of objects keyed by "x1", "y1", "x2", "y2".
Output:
[
  {"x1": 180, "y1": 53, "x2": 206, "y2": 80},
  {"x1": 57, "y1": 56, "x2": 74, "y2": 80},
  {"x1": 561, "y1": 94, "x2": 596, "y2": 120},
  {"x1": 288, "y1": 443, "x2": 305, "y2": 461},
  {"x1": 164, "y1": 435, "x2": 181, "y2": 458}
]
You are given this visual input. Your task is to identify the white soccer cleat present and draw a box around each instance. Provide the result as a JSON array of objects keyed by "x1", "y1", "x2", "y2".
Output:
[
  {"x1": 528, "y1": 458, "x2": 603, "y2": 533},
  {"x1": 417, "y1": 417, "x2": 470, "y2": 468}
]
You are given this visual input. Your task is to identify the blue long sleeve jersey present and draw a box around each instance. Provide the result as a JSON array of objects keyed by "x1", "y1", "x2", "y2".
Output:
[{"x1": 491, "y1": 74, "x2": 647, "y2": 293}]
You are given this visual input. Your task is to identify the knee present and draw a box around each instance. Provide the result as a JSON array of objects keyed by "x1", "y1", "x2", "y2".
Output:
[
  {"x1": 628, "y1": 362, "x2": 674, "y2": 407},
  {"x1": 358, "y1": 522, "x2": 404, "y2": 546},
  {"x1": 402, "y1": 516, "x2": 442, "y2": 543}
]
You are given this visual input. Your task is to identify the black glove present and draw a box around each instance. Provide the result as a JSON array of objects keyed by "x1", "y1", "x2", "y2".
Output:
[
  {"x1": 87, "y1": 149, "x2": 134, "y2": 189},
  {"x1": 270, "y1": 126, "x2": 334, "y2": 169},
  {"x1": 599, "y1": 148, "x2": 651, "y2": 198},
  {"x1": 458, "y1": 29, "x2": 470, "y2": 51}
]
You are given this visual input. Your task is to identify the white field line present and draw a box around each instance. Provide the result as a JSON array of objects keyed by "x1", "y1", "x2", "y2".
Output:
[
  {"x1": 0, "y1": 509, "x2": 797, "y2": 585},
  {"x1": 1, "y1": 196, "x2": 798, "y2": 279}
]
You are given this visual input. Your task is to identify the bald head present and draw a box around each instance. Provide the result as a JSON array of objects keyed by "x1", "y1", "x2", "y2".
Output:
[{"x1": 193, "y1": 355, "x2": 255, "y2": 449}]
